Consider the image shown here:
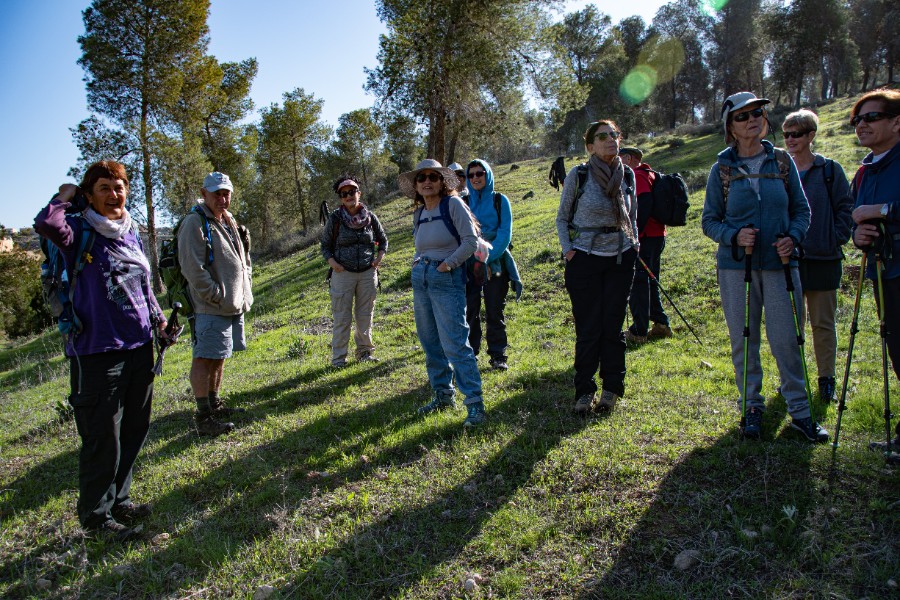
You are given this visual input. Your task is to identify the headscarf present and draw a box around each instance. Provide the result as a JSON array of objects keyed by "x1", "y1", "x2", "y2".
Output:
[{"x1": 465, "y1": 159, "x2": 494, "y2": 207}]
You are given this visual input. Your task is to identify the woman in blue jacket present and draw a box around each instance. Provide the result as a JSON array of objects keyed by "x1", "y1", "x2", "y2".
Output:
[
  {"x1": 702, "y1": 92, "x2": 827, "y2": 443},
  {"x1": 464, "y1": 159, "x2": 522, "y2": 371}
]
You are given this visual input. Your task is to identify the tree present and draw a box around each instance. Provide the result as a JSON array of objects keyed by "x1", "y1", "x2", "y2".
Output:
[
  {"x1": 333, "y1": 109, "x2": 391, "y2": 200},
  {"x1": 709, "y1": 0, "x2": 765, "y2": 98},
  {"x1": 383, "y1": 113, "x2": 424, "y2": 174},
  {"x1": 78, "y1": 0, "x2": 210, "y2": 291}
]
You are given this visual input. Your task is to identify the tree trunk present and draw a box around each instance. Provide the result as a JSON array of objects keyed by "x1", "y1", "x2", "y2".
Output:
[
  {"x1": 140, "y1": 102, "x2": 163, "y2": 293},
  {"x1": 861, "y1": 67, "x2": 870, "y2": 91},
  {"x1": 290, "y1": 143, "x2": 308, "y2": 232},
  {"x1": 446, "y1": 130, "x2": 459, "y2": 166}
]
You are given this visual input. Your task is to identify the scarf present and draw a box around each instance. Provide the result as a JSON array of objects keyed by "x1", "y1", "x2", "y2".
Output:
[
  {"x1": 340, "y1": 203, "x2": 372, "y2": 230},
  {"x1": 82, "y1": 206, "x2": 153, "y2": 276},
  {"x1": 588, "y1": 154, "x2": 636, "y2": 242}
]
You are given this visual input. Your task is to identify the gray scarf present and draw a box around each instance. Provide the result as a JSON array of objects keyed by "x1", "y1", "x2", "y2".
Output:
[{"x1": 589, "y1": 154, "x2": 636, "y2": 242}]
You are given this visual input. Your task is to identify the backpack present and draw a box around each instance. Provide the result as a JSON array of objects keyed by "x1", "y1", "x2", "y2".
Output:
[
  {"x1": 567, "y1": 163, "x2": 636, "y2": 241},
  {"x1": 719, "y1": 148, "x2": 792, "y2": 209},
  {"x1": 647, "y1": 170, "x2": 689, "y2": 226},
  {"x1": 549, "y1": 156, "x2": 567, "y2": 190},
  {"x1": 414, "y1": 197, "x2": 493, "y2": 285},
  {"x1": 159, "y1": 205, "x2": 213, "y2": 319},
  {"x1": 39, "y1": 217, "x2": 95, "y2": 337}
]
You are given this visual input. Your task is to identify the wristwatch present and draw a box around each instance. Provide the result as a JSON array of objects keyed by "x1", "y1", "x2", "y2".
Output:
[{"x1": 880, "y1": 203, "x2": 889, "y2": 218}]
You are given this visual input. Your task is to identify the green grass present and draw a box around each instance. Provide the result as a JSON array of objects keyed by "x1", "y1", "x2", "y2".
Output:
[{"x1": 1, "y1": 107, "x2": 898, "y2": 598}]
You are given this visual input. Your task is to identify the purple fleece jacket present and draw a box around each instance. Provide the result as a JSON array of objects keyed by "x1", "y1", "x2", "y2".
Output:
[{"x1": 34, "y1": 198, "x2": 164, "y2": 357}]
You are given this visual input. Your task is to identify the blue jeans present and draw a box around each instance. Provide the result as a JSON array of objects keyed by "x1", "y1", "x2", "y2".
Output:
[{"x1": 412, "y1": 258, "x2": 483, "y2": 405}]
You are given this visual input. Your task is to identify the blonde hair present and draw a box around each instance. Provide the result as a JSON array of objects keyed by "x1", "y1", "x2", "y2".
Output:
[{"x1": 783, "y1": 109, "x2": 819, "y2": 132}]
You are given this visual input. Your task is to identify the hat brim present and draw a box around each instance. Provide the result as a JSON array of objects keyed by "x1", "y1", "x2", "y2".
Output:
[
  {"x1": 204, "y1": 184, "x2": 234, "y2": 193},
  {"x1": 398, "y1": 166, "x2": 460, "y2": 199}
]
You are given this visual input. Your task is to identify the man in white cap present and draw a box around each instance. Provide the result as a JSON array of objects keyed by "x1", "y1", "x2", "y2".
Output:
[{"x1": 178, "y1": 172, "x2": 254, "y2": 436}]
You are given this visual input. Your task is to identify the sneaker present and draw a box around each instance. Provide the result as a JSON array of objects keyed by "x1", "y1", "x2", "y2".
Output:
[
  {"x1": 648, "y1": 323, "x2": 674, "y2": 339},
  {"x1": 624, "y1": 330, "x2": 647, "y2": 345},
  {"x1": 210, "y1": 397, "x2": 246, "y2": 417},
  {"x1": 463, "y1": 402, "x2": 486, "y2": 428},
  {"x1": 111, "y1": 502, "x2": 152, "y2": 523},
  {"x1": 90, "y1": 518, "x2": 140, "y2": 543},
  {"x1": 742, "y1": 407, "x2": 763, "y2": 439},
  {"x1": 489, "y1": 357, "x2": 509, "y2": 371},
  {"x1": 196, "y1": 413, "x2": 235, "y2": 436},
  {"x1": 817, "y1": 376, "x2": 836, "y2": 402},
  {"x1": 358, "y1": 352, "x2": 378, "y2": 362},
  {"x1": 573, "y1": 393, "x2": 595, "y2": 414},
  {"x1": 331, "y1": 360, "x2": 348, "y2": 368},
  {"x1": 597, "y1": 390, "x2": 618, "y2": 412},
  {"x1": 868, "y1": 435, "x2": 900, "y2": 453},
  {"x1": 790, "y1": 418, "x2": 830, "y2": 443},
  {"x1": 417, "y1": 391, "x2": 456, "y2": 415}
]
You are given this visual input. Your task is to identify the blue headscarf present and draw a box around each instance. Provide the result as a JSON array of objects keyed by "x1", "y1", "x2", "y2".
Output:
[{"x1": 466, "y1": 159, "x2": 494, "y2": 206}]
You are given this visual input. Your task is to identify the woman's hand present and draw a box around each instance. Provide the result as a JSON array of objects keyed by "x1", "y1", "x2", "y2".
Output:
[
  {"x1": 328, "y1": 258, "x2": 345, "y2": 273},
  {"x1": 57, "y1": 183, "x2": 78, "y2": 204},
  {"x1": 437, "y1": 262, "x2": 451, "y2": 273},
  {"x1": 854, "y1": 222, "x2": 881, "y2": 248},
  {"x1": 773, "y1": 235, "x2": 794, "y2": 257},
  {"x1": 852, "y1": 204, "x2": 885, "y2": 224},
  {"x1": 736, "y1": 227, "x2": 758, "y2": 248},
  {"x1": 564, "y1": 250, "x2": 576, "y2": 262},
  {"x1": 372, "y1": 251, "x2": 385, "y2": 269}
]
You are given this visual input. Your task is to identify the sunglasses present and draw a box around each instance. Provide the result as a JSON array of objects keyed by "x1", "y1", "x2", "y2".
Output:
[
  {"x1": 850, "y1": 111, "x2": 898, "y2": 127},
  {"x1": 732, "y1": 107, "x2": 765, "y2": 122},
  {"x1": 593, "y1": 131, "x2": 620, "y2": 141},
  {"x1": 415, "y1": 172, "x2": 443, "y2": 183},
  {"x1": 338, "y1": 189, "x2": 358, "y2": 198},
  {"x1": 467, "y1": 170, "x2": 486, "y2": 179},
  {"x1": 782, "y1": 131, "x2": 810, "y2": 139}
]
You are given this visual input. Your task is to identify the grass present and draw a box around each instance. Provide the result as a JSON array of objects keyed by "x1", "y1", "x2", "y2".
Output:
[{"x1": 1, "y1": 100, "x2": 898, "y2": 598}]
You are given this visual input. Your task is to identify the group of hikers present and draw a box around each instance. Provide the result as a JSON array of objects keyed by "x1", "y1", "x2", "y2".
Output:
[{"x1": 34, "y1": 87, "x2": 899, "y2": 541}]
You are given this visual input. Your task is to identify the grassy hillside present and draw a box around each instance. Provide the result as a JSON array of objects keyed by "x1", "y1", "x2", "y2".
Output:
[{"x1": 1, "y1": 100, "x2": 898, "y2": 598}]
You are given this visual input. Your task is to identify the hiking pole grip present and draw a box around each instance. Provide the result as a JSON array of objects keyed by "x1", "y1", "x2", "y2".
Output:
[
  {"x1": 743, "y1": 224, "x2": 754, "y2": 283},
  {"x1": 165, "y1": 302, "x2": 182, "y2": 335},
  {"x1": 152, "y1": 302, "x2": 183, "y2": 376},
  {"x1": 775, "y1": 233, "x2": 795, "y2": 291}
]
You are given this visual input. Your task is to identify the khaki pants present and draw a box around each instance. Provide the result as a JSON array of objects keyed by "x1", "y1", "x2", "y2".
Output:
[
  {"x1": 803, "y1": 289, "x2": 838, "y2": 379},
  {"x1": 330, "y1": 268, "x2": 377, "y2": 364}
]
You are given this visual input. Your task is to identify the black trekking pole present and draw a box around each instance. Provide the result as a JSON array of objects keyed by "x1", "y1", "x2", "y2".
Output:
[
  {"x1": 832, "y1": 252, "x2": 867, "y2": 453},
  {"x1": 776, "y1": 233, "x2": 814, "y2": 406},
  {"x1": 636, "y1": 255, "x2": 702, "y2": 345},
  {"x1": 874, "y1": 236, "x2": 894, "y2": 457},
  {"x1": 740, "y1": 235, "x2": 754, "y2": 437},
  {"x1": 152, "y1": 302, "x2": 184, "y2": 376}
]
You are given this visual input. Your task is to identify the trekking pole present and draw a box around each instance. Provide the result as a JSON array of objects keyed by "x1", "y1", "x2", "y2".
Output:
[
  {"x1": 832, "y1": 252, "x2": 867, "y2": 453},
  {"x1": 152, "y1": 302, "x2": 184, "y2": 376},
  {"x1": 636, "y1": 255, "x2": 702, "y2": 345},
  {"x1": 776, "y1": 233, "x2": 814, "y2": 407},
  {"x1": 740, "y1": 231, "x2": 754, "y2": 437},
  {"x1": 874, "y1": 234, "x2": 893, "y2": 456}
]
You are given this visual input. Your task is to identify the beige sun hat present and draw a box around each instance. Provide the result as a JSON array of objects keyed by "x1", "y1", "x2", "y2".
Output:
[{"x1": 398, "y1": 159, "x2": 461, "y2": 199}]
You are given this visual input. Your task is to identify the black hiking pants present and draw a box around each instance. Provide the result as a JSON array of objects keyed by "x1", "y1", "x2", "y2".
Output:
[{"x1": 466, "y1": 271, "x2": 510, "y2": 361}]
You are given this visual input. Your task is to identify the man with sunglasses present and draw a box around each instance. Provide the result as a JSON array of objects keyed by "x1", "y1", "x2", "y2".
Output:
[{"x1": 848, "y1": 89, "x2": 900, "y2": 464}]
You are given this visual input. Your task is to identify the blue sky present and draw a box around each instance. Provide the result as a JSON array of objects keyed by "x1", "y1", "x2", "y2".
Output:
[{"x1": 0, "y1": 0, "x2": 666, "y2": 229}]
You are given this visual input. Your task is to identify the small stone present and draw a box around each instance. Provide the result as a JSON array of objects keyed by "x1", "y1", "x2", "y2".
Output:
[
  {"x1": 464, "y1": 578, "x2": 477, "y2": 592},
  {"x1": 741, "y1": 529, "x2": 758, "y2": 539},
  {"x1": 253, "y1": 584, "x2": 275, "y2": 600},
  {"x1": 360, "y1": 455, "x2": 370, "y2": 464},
  {"x1": 35, "y1": 579, "x2": 52, "y2": 590},
  {"x1": 472, "y1": 573, "x2": 485, "y2": 584},
  {"x1": 887, "y1": 578, "x2": 897, "y2": 589},
  {"x1": 374, "y1": 471, "x2": 388, "y2": 481},
  {"x1": 673, "y1": 549, "x2": 701, "y2": 571},
  {"x1": 700, "y1": 360, "x2": 713, "y2": 369},
  {"x1": 152, "y1": 532, "x2": 170, "y2": 545}
]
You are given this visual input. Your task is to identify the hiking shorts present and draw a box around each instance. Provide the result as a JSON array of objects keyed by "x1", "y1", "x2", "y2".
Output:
[{"x1": 192, "y1": 313, "x2": 246, "y2": 359}]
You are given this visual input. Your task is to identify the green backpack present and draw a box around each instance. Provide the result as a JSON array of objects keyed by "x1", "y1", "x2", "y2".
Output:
[{"x1": 158, "y1": 206, "x2": 212, "y2": 319}]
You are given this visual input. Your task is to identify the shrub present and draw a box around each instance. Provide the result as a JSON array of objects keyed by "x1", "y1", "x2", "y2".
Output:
[
  {"x1": 0, "y1": 248, "x2": 51, "y2": 338},
  {"x1": 667, "y1": 137, "x2": 686, "y2": 149}
]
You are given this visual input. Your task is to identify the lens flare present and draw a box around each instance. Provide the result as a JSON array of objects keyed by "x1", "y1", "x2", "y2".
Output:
[{"x1": 620, "y1": 65, "x2": 657, "y2": 105}]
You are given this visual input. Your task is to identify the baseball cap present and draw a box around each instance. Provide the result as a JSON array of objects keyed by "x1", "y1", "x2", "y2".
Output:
[{"x1": 203, "y1": 172, "x2": 234, "y2": 192}]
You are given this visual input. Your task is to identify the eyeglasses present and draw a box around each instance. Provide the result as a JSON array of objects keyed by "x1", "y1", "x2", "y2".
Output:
[
  {"x1": 467, "y1": 170, "x2": 486, "y2": 179},
  {"x1": 455, "y1": 171, "x2": 466, "y2": 179},
  {"x1": 338, "y1": 189, "x2": 358, "y2": 198},
  {"x1": 732, "y1": 107, "x2": 764, "y2": 122},
  {"x1": 782, "y1": 131, "x2": 810, "y2": 139},
  {"x1": 593, "y1": 131, "x2": 620, "y2": 141},
  {"x1": 850, "y1": 111, "x2": 898, "y2": 127},
  {"x1": 415, "y1": 172, "x2": 442, "y2": 183}
]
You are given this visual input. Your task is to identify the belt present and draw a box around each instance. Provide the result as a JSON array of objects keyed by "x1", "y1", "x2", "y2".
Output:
[
  {"x1": 579, "y1": 226, "x2": 621, "y2": 234},
  {"x1": 417, "y1": 256, "x2": 445, "y2": 265}
]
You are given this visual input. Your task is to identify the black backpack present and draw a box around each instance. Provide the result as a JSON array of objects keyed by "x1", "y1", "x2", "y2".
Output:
[
  {"x1": 158, "y1": 206, "x2": 213, "y2": 319},
  {"x1": 548, "y1": 156, "x2": 567, "y2": 190},
  {"x1": 648, "y1": 171, "x2": 689, "y2": 226}
]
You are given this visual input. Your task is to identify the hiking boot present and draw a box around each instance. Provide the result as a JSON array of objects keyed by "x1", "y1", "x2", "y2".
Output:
[
  {"x1": 90, "y1": 518, "x2": 140, "y2": 543},
  {"x1": 196, "y1": 412, "x2": 235, "y2": 436},
  {"x1": 358, "y1": 352, "x2": 378, "y2": 362},
  {"x1": 790, "y1": 418, "x2": 830, "y2": 443},
  {"x1": 817, "y1": 376, "x2": 836, "y2": 402},
  {"x1": 624, "y1": 330, "x2": 647, "y2": 345},
  {"x1": 597, "y1": 390, "x2": 618, "y2": 412},
  {"x1": 417, "y1": 391, "x2": 456, "y2": 415},
  {"x1": 489, "y1": 357, "x2": 509, "y2": 371},
  {"x1": 868, "y1": 435, "x2": 900, "y2": 453},
  {"x1": 463, "y1": 402, "x2": 486, "y2": 428},
  {"x1": 331, "y1": 360, "x2": 348, "y2": 368},
  {"x1": 111, "y1": 502, "x2": 152, "y2": 523},
  {"x1": 573, "y1": 393, "x2": 595, "y2": 414},
  {"x1": 742, "y1": 407, "x2": 763, "y2": 439},
  {"x1": 648, "y1": 323, "x2": 674, "y2": 339},
  {"x1": 210, "y1": 397, "x2": 246, "y2": 417}
]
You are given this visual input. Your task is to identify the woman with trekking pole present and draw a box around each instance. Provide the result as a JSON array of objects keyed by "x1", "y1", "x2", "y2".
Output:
[
  {"x1": 34, "y1": 160, "x2": 174, "y2": 541},
  {"x1": 556, "y1": 120, "x2": 638, "y2": 415},
  {"x1": 701, "y1": 92, "x2": 828, "y2": 443},
  {"x1": 781, "y1": 109, "x2": 854, "y2": 403},
  {"x1": 320, "y1": 174, "x2": 388, "y2": 367},
  {"x1": 402, "y1": 159, "x2": 487, "y2": 428},
  {"x1": 848, "y1": 88, "x2": 900, "y2": 465}
]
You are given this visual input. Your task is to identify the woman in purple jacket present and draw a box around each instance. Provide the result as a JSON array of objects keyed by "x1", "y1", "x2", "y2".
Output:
[{"x1": 34, "y1": 160, "x2": 171, "y2": 541}]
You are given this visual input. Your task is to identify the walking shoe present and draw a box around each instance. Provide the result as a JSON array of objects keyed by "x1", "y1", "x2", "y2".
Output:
[
  {"x1": 597, "y1": 390, "x2": 618, "y2": 412},
  {"x1": 417, "y1": 391, "x2": 456, "y2": 415},
  {"x1": 358, "y1": 352, "x2": 379, "y2": 362},
  {"x1": 648, "y1": 322, "x2": 674, "y2": 339},
  {"x1": 331, "y1": 360, "x2": 347, "y2": 368},
  {"x1": 111, "y1": 502, "x2": 152, "y2": 523},
  {"x1": 210, "y1": 397, "x2": 246, "y2": 417},
  {"x1": 868, "y1": 435, "x2": 900, "y2": 453},
  {"x1": 624, "y1": 330, "x2": 647, "y2": 345},
  {"x1": 790, "y1": 418, "x2": 830, "y2": 443},
  {"x1": 90, "y1": 518, "x2": 141, "y2": 543},
  {"x1": 573, "y1": 393, "x2": 595, "y2": 414},
  {"x1": 463, "y1": 402, "x2": 486, "y2": 428},
  {"x1": 817, "y1": 376, "x2": 836, "y2": 402},
  {"x1": 742, "y1": 407, "x2": 763, "y2": 439},
  {"x1": 489, "y1": 357, "x2": 509, "y2": 371},
  {"x1": 196, "y1": 412, "x2": 235, "y2": 436}
]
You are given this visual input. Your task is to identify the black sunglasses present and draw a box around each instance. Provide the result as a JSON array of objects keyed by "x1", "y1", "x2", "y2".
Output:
[
  {"x1": 782, "y1": 131, "x2": 810, "y2": 139},
  {"x1": 733, "y1": 107, "x2": 764, "y2": 122},
  {"x1": 467, "y1": 170, "x2": 486, "y2": 179},
  {"x1": 338, "y1": 189, "x2": 358, "y2": 198},
  {"x1": 415, "y1": 172, "x2": 442, "y2": 183},
  {"x1": 593, "y1": 131, "x2": 620, "y2": 141},
  {"x1": 850, "y1": 111, "x2": 898, "y2": 127}
]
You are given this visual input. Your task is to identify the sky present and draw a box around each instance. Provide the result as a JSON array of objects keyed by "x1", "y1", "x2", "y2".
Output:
[{"x1": 0, "y1": 0, "x2": 668, "y2": 230}]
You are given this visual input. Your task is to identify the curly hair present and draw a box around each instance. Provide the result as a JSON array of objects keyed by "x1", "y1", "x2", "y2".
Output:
[{"x1": 332, "y1": 173, "x2": 361, "y2": 194}]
